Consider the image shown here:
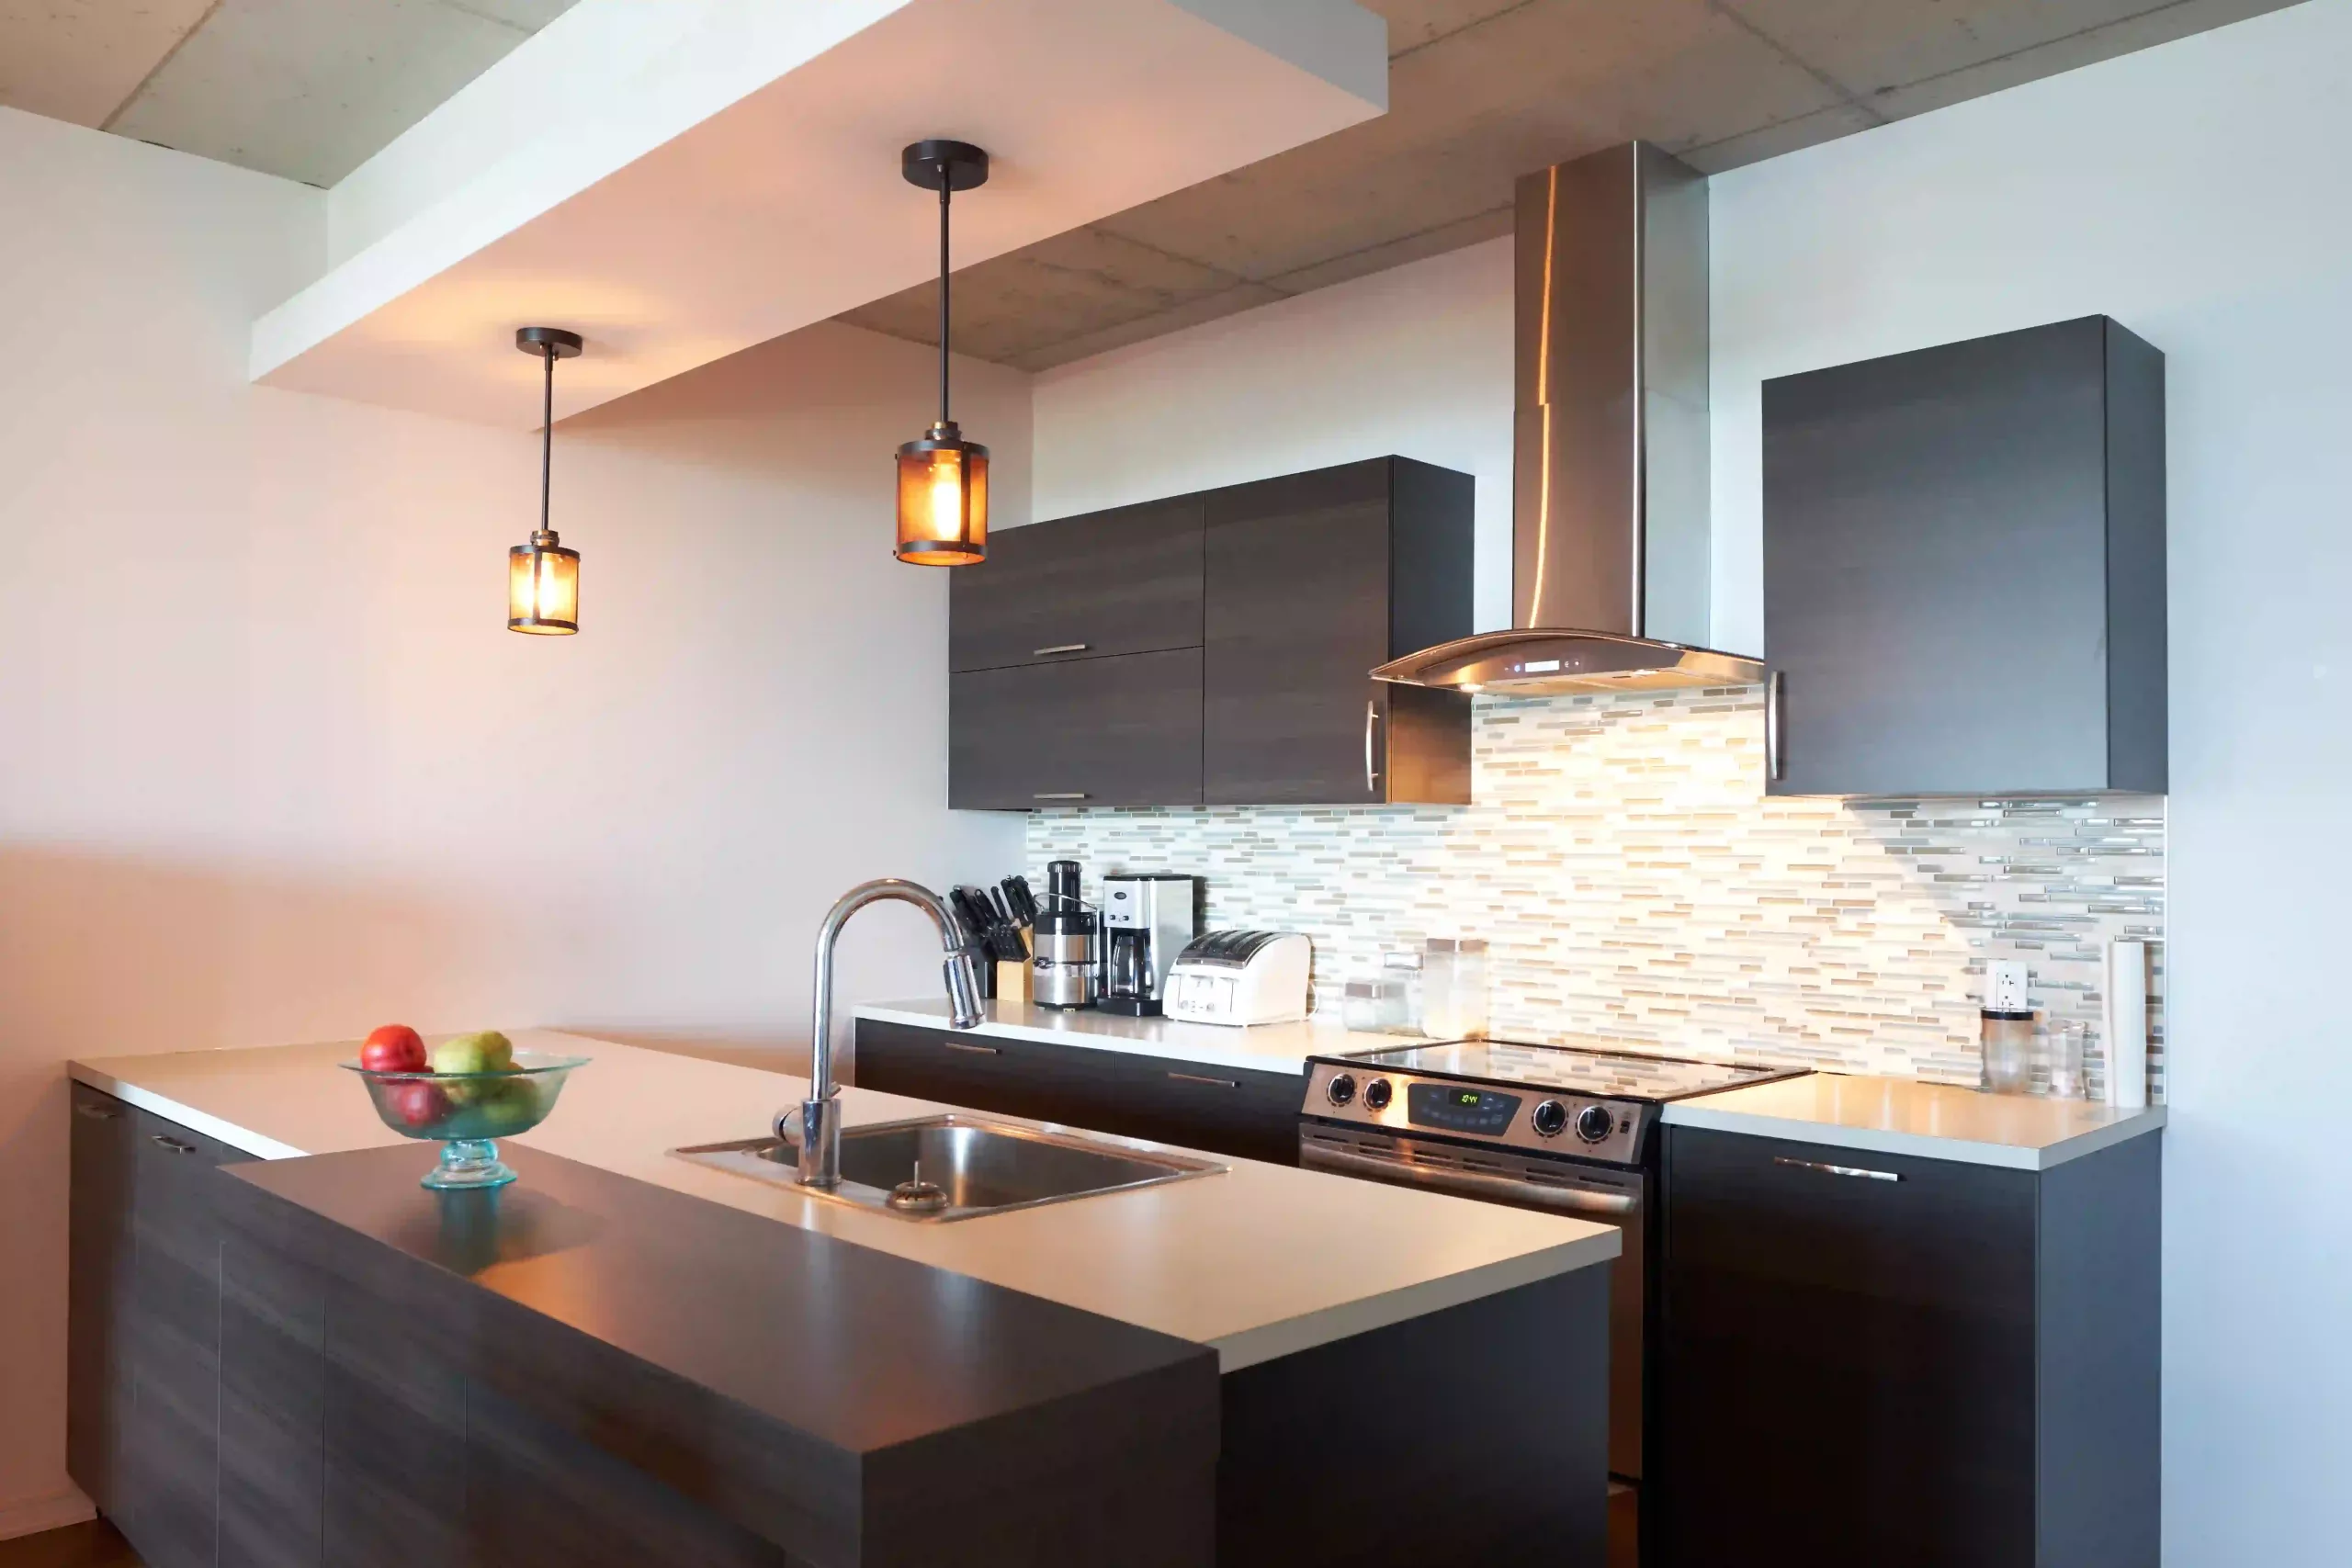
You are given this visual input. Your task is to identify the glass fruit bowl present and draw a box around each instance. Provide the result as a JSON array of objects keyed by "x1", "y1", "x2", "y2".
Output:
[{"x1": 344, "y1": 1050, "x2": 589, "y2": 1190}]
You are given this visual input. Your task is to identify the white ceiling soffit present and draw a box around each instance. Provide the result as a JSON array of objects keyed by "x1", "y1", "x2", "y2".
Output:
[{"x1": 250, "y1": 0, "x2": 1389, "y2": 427}]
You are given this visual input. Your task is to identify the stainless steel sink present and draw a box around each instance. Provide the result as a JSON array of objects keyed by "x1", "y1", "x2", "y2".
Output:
[{"x1": 671, "y1": 1114, "x2": 1225, "y2": 1223}]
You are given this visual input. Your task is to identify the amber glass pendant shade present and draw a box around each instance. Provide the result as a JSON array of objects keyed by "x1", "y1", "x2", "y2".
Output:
[
  {"x1": 508, "y1": 530, "x2": 580, "y2": 633},
  {"x1": 895, "y1": 423, "x2": 989, "y2": 565},
  {"x1": 510, "y1": 325, "x2": 583, "y2": 634}
]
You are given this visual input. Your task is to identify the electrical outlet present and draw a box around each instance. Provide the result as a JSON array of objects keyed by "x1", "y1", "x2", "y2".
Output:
[{"x1": 1985, "y1": 960, "x2": 2031, "y2": 1012}]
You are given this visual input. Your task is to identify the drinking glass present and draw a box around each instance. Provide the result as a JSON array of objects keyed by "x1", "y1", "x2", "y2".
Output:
[{"x1": 2045, "y1": 1021, "x2": 2086, "y2": 1099}]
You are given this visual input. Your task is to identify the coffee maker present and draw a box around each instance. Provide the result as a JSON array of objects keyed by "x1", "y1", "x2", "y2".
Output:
[
  {"x1": 1097, "y1": 874, "x2": 1201, "y2": 1017},
  {"x1": 1031, "y1": 860, "x2": 1098, "y2": 1010}
]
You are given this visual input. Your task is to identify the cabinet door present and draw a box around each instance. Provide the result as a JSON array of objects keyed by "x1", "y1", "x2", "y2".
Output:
[
  {"x1": 1764, "y1": 316, "x2": 2156, "y2": 796},
  {"x1": 950, "y1": 649, "x2": 1203, "y2": 809},
  {"x1": 854, "y1": 1020, "x2": 1031, "y2": 1111},
  {"x1": 1657, "y1": 1128, "x2": 2037, "y2": 1568},
  {"x1": 1204, "y1": 463, "x2": 1392, "y2": 805},
  {"x1": 950, "y1": 499, "x2": 1204, "y2": 672},
  {"x1": 854, "y1": 1021, "x2": 1304, "y2": 1167},
  {"x1": 120, "y1": 1110, "x2": 239, "y2": 1568},
  {"x1": 69, "y1": 1086, "x2": 138, "y2": 1516}
]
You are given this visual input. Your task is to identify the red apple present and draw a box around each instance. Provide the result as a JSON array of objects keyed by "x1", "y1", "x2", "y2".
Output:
[
  {"x1": 361, "y1": 1023, "x2": 426, "y2": 1073},
  {"x1": 387, "y1": 1079, "x2": 451, "y2": 1130}
]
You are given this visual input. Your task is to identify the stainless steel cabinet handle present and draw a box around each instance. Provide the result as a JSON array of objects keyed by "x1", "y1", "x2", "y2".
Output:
[
  {"x1": 1363, "y1": 700, "x2": 1382, "y2": 794},
  {"x1": 75, "y1": 1101, "x2": 120, "y2": 1121},
  {"x1": 1033, "y1": 792, "x2": 1089, "y2": 801},
  {"x1": 1168, "y1": 1071, "x2": 1239, "y2": 1089},
  {"x1": 1033, "y1": 643, "x2": 1090, "y2": 657},
  {"x1": 1766, "y1": 670, "x2": 1786, "y2": 783},
  {"x1": 150, "y1": 1134, "x2": 197, "y2": 1155},
  {"x1": 1773, "y1": 1155, "x2": 1898, "y2": 1182},
  {"x1": 942, "y1": 1041, "x2": 1001, "y2": 1055}
]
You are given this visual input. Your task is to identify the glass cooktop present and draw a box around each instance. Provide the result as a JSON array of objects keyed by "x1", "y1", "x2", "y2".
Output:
[{"x1": 1339, "y1": 1038, "x2": 1807, "y2": 1102}]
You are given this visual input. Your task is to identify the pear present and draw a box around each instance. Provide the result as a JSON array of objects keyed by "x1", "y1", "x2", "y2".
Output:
[{"x1": 431, "y1": 1031, "x2": 514, "y2": 1076}]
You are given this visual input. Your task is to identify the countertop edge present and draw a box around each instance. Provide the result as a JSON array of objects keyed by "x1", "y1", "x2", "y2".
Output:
[
  {"x1": 1659, "y1": 1100, "x2": 2168, "y2": 1170},
  {"x1": 71, "y1": 1061, "x2": 311, "y2": 1161},
  {"x1": 1207, "y1": 1227, "x2": 1623, "y2": 1371},
  {"x1": 854, "y1": 1003, "x2": 1328, "y2": 1075}
]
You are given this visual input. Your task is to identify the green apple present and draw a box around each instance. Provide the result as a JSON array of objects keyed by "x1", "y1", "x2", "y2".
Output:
[
  {"x1": 476, "y1": 1077, "x2": 542, "y2": 1135},
  {"x1": 431, "y1": 1031, "x2": 514, "y2": 1076}
]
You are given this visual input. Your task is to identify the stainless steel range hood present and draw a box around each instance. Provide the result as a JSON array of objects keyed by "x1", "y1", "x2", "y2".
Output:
[{"x1": 1373, "y1": 141, "x2": 1764, "y2": 695}]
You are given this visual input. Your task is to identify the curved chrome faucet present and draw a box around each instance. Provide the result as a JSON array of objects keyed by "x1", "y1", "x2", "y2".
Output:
[{"x1": 790, "y1": 878, "x2": 983, "y2": 1189}]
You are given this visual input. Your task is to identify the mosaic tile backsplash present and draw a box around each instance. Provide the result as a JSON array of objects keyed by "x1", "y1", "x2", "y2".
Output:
[{"x1": 1028, "y1": 686, "x2": 2165, "y2": 1098}]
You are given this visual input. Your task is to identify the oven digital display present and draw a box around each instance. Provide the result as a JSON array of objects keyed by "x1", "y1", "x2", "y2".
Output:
[{"x1": 1407, "y1": 1082, "x2": 1521, "y2": 1135}]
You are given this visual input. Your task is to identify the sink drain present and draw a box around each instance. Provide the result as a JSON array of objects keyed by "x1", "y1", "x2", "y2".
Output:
[{"x1": 887, "y1": 1179, "x2": 948, "y2": 1213}]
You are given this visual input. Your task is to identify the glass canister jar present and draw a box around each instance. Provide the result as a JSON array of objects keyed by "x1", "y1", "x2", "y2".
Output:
[
  {"x1": 1380, "y1": 949, "x2": 1425, "y2": 1033},
  {"x1": 1981, "y1": 1009, "x2": 2035, "y2": 1095},
  {"x1": 1422, "y1": 938, "x2": 1489, "y2": 1040}
]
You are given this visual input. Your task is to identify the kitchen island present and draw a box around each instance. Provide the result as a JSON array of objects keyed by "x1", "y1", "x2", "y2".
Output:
[{"x1": 68, "y1": 1032, "x2": 1619, "y2": 1568}]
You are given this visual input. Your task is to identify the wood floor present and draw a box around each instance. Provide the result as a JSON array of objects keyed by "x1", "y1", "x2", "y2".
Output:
[{"x1": 0, "y1": 1521, "x2": 138, "y2": 1568}]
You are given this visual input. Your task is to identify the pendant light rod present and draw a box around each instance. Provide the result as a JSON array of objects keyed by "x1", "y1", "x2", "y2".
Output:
[
  {"x1": 937, "y1": 167, "x2": 952, "y2": 426},
  {"x1": 540, "y1": 339, "x2": 556, "y2": 534},
  {"x1": 900, "y1": 140, "x2": 989, "y2": 431},
  {"x1": 516, "y1": 326, "x2": 582, "y2": 537}
]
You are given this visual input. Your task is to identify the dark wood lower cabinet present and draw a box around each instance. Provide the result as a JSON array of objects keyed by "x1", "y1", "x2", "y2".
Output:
[
  {"x1": 1655, "y1": 1126, "x2": 2160, "y2": 1568},
  {"x1": 67, "y1": 1087, "x2": 136, "y2": 1521},
  {"x1": 70, "y1": 1082, "x2": 243, "y2": 1568},
  {"x1": 853, "y1": 1019, "x2": 1305, "y2": 1167}
]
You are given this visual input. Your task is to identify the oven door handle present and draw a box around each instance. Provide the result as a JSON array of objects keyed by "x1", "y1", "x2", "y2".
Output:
[{"x1": 1303, "y1": 1143, "x2": 1636, "y2": 1216}]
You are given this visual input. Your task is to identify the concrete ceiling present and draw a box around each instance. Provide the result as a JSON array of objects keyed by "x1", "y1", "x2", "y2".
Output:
[
  {"x1": 838, "y1": 0, "x2": 2305, "y2": 371},
  {"x1": 0, "y1": 0, "x2": 580, "y2": 187}
]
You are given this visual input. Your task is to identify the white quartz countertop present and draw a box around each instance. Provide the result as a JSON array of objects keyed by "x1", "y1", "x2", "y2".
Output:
[
  {"x1": 1664, "y1": 1073, "x2": 2166, "y2": 1170},
  {"x1": 69, "y1": 1031, "x2": 1616, "y2": 1371},
  {"x1": 854, "y1": 998, "x2": 1405, "y2": 1075}
]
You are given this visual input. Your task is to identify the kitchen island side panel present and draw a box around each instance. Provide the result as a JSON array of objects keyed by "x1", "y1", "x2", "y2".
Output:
[
  {"x1": 1216, "y1": 1261, "x2": 1611, "y2": 1568},
  {"x1": 202, "y1": 1139, "x2": 1221, "y2": 1568}
]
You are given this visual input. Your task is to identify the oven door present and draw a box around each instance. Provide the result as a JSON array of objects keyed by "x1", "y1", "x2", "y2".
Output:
[{"x1": 1300, "y1": 1121, "x2": 1647, "y2": 1483}]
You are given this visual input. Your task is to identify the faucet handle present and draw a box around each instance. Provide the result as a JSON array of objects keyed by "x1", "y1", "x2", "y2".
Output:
[
  {"x1": 944, "y1": 945, "x2": 986, "y2": 1029},
  {"x1": 773, "y1": 1103, "x2": 805, "y2": 1146}
]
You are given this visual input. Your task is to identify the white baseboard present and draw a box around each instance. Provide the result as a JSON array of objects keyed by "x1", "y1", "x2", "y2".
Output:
[{"x1": 0, "y1": 1485, "x2": 96, "y2": 1540}]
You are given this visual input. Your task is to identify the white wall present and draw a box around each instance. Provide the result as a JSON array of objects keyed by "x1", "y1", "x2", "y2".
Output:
[
  {"x1": 1032, "y1": 238, "x2": 1516, "y2": 629},
  {"x1": 1707, "y1": 5, "x2": 2352, "y2": 1562},
  {"x1": 0, "y1": 106, "x2": 1023, "y2": 1532}
]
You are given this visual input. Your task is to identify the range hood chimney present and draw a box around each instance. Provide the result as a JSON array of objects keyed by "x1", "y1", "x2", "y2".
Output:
[{"x1": 1373, "y1": 141, "x2": 1763, "y2": 695}]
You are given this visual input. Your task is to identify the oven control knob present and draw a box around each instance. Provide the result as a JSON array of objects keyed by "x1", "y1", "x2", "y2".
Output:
[
  {"x1": 1327, "y1": 1073, "x2": 1357, "y2": 1107},
  {"x1": 1363, "y1": 1077, "x2": 1394, "y2": 1111},
  {"x1": 1575, "y1": 1104, "x2": 1616, "y2": 1144},
  {"x1": 1532, "y1": 1100, "x2": 1568, "y2": 1138}
]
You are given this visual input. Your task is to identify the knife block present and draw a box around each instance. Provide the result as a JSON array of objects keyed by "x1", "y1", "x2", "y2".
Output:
[{"x1": 996, "y1": 953, "x2": 1033, "y2": 1005}]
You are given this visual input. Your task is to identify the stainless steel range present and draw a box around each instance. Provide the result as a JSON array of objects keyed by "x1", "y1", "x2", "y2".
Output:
[{"x1": 1299, "y1": 1038, "x2": 1806, "y2": 1551}]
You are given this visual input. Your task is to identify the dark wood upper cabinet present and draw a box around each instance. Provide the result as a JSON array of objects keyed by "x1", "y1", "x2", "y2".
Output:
[
  {"x1": 1202, "y1": 457, "x2": 1474, "y2": 806},
  {"x1": 947, "y1": 458, "x2": 1473, "y2": 810},
  {"x1": 1763, "y1": 315, "x2": 2165, "y2": 796},
  {"x1": 950, "y1": 648, "x2": 1204, "y2": 810},
  {"x1": 949, "y1": 497, "x2": 1204, "y2": 673}
]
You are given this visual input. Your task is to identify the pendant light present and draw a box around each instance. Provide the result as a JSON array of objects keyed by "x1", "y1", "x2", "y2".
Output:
[
  {"x1": 895, "y1": 140, "x2": 990, "y2": 566},
  {"x1": 508, "y1": 326, "x2": 583, "y2": 633}
]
